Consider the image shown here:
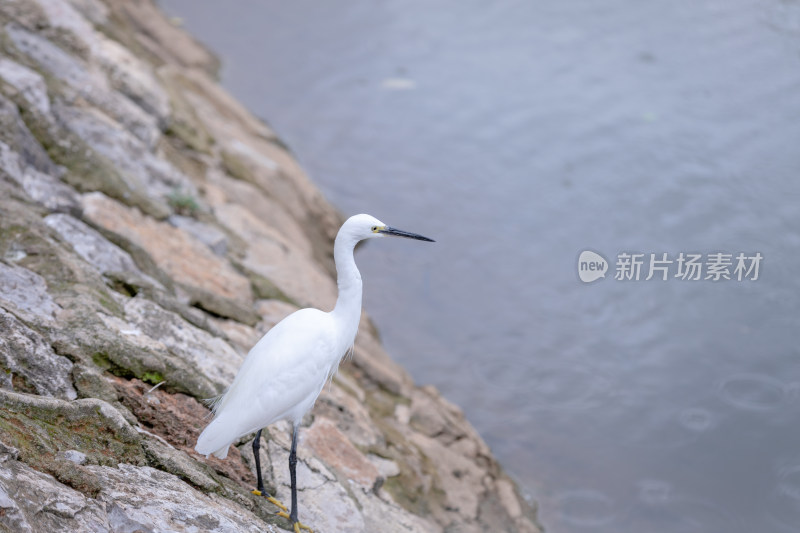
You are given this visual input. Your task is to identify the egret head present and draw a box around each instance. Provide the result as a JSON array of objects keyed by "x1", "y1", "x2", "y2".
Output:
[{"x1": 340, "y1": 214, "x2": 434, "y2": 243}]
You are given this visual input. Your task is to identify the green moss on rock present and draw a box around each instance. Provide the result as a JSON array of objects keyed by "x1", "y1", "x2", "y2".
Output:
[
  {"x1": 141, "y1": 370, "x2": 165, "y2": 385},
  {"x1": 166, "y1": 188, "x2": 200, "y2": 215},
  {"x1": 0, "y1": 389, "x2": 145, "y2": 495},
  {"x1": 381, "y1": 454, "x2": 443, "y2": 517},
  {"x1": 14, "y1": 102, "x2": 170, "y2": 220}
]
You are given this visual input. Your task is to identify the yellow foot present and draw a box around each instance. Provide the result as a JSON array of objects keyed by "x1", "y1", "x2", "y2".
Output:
[
  {"x1": 250, "y1": 490, "x2": 288, "y2": 512},
  {"x1": 276, "y1": 511, "x2": 314, "y2": 532},
  {"x1": 294, "y1": 523, "x2": 313, "y2": 533},
  {"x1": 267, "y1": 496, "x2": 288, "y2": 512}
]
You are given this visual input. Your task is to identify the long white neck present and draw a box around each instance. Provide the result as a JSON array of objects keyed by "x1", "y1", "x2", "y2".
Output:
[{"x1": 330, "y1": 231, "x2": 362, "y2": 346}]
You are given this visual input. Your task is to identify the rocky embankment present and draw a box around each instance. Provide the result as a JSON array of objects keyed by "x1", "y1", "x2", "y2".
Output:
[{"x1": 0, "y1": 1, "x2": 542, "y2": 531}]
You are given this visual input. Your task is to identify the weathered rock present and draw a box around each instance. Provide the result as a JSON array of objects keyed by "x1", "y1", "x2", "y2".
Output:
[
  {"x1": 410, "y1": 385, "x2": 470, "y2": 444},
  {"x1": 101, "y1": 0, "x2": 220, "y2": 74},
  {"x1": 18, "y1": 165, "x2": 80, "y2": 213},
  {"x1": 102, "y1": 269, "x2": 225, "y2": 336},
  {"x1": 0, "y1": 57, "x2": 50, "y2": 115},
  {"x1": 56, "y1": 449, "x2": 88, "y2": 465},
  {"x1": 158, "y1": 65, "x2": 215, "y2": 153},
  {"x1": 209, "y1": 317, "x2": 260, "y2": 356},
  {"x1": 0, "y1": 260, "x2": 59, "y2": 324},
  {"x1": 5, "y1": 22, "x2": 91, "y2": 88},
  {"x1": 0, "y1": 456, "x2": 110, "y2": 532},
  {"x1": 6, "y1": 99, "x2": 170, "y2": 219},
  {"x1": 0, "y1": 93, "x2": 59, "y2": 176},
  {"x1": 6, "y1": 24, "x2": 159, "y2": 145},
  {"x1": 352, "y1": 326, "x2": 415, "y2": 397},
  {"x1": 409, "y1": 431, "x2": 484, "y2": 523},
  {"x1": 65, "y1": 0, "x2": 110, "y2": 27},
  {"x1": 110, "y1": 376, "x2": 256, "y2": 486},
  {"x1": 31, "y1": 0, "x2": 98, "y2": 52},
  {"x1": 0, "y1": 388, "x2": 144, "y2": 500},
  {"x1": 98, "y1": 295, "x2": 243, "y2": 396},
  {"x1": 81, "y1": 192, "x2": 254, "y2": 310},
  {"x1": 44, "y1": 213, "x2": 152, "y2": 279},
  {"x1": 204, "y1": 169, "x2": 313, "y2": 258},
  {"x1": 305, "y1": 418, "x2": 379, "y2": 488},
  {"x1": 315, "y1": 381, "x2": 383, "y2": 449},
  {"x1": 263, "y1": 419, "x2": 442, "y2": 533},
  {"x1": 352, "y1": 485, "x2": 439, "y2": 533},
  {"x1": 367, "y1": 453, "x2": 401, "y2": 479},
  {"x1": 55, "y1": 102, "x2": 187, "y2": 197},
  {"x1": 267, "y1": 437, "x2": 365, "y2": 532},
  {"x1": 160, "y1": 67, "x2": 276, "y2": 146},
  {"x1": 99, "y1": 463, "x2": 277, "y2": 532},
  {"x1": 495, "y1": 478, "x2": 523, "y2": 519},
  {"x1": 0, "y1": 308, "x2": 76, "y2": 399},
  {"x1": 0, "y1": 458, "x2": 277, "y2": 533},
  {"x1": 0, "y1": 142, "x2": 79, "y2": 214},
  {"x1": 140, "y1": 435, "x2": 221, "y2": 493},
  {"x1": 168, "y1": 214, "x2": 228, "y2": 256},
  {"x1": 93, "y1": 29, "x2": 171, "y2": 123},
  {"x1": 163, "y1": 67, "x2": 341, "y2": 272},
  {"x1": 215, "y1": 201, "x2": 337, "y2": 308}
]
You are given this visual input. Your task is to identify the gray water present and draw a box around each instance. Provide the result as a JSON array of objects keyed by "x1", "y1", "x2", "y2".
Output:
[{"x1": 159, "y1": 1, "x2": 800, "y2": 531}]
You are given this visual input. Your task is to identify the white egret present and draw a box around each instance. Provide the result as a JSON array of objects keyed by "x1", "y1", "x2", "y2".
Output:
[{"x1": 195, "y1": 214, "x2": 433, "y2": 533}]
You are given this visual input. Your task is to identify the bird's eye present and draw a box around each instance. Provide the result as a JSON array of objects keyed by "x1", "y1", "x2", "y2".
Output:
[{"x1": 371, "y1": 226, "x2": 378, "y2": 232}]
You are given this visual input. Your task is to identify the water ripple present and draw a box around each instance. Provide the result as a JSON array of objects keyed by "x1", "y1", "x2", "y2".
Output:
[
  {"x1": 765, "y1": 488, "x2": 800, "y2": 532},
  {"x1": 557, "y1": 489, "x2": 616, "y2": 527},
  {"x1": 625, "y1": 406, "x2": 719, "y2": 451},
  {"x1": 718, "y1": 373, "x2": 786, "y2": 411},
  {"x1": 778, "y1": 465, "x2": 800, "y2": 501},
  {"x1": 763, "y1": 463, "x2": 800, "y2": 531},
  {"x1": 637, "y1": 479, "x2": 673, "y2": 506},
  {"x1": 624, "y1": 485, "x2": 744, "y2": 533},
  {"x1": 467, "y1": 364, "x2": 611, "y2": 412},
  {"x1": 678, "y1": 407, "x2": 715, "y2": 433}
]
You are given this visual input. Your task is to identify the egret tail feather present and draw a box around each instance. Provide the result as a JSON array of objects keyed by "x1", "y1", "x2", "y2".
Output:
[
  {"x1": 195, "y1": 416, "x2": 235, "y2": 458},
  {"x1": 202, "y1": 393, "x2": 226, "y2": 414}
]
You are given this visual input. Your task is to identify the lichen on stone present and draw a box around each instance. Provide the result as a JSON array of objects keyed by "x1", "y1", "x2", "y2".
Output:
[{"x1": 0, "y1": 388, "x2": 145, "y2": 496}]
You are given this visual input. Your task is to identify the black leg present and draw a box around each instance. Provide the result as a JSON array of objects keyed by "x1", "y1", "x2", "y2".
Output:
[
  {"x1": 277, "y1": 425, "x2": 312, "y2": 532},
  {"x1": 251, "y1": 429, "x2": 287, "y2": 512},
  {"x1": 252, "y1": 428, "x2": 265, "y2": 494},
  {"x1": 289, "y1": 424, "x2": 299, "y2": 524}
]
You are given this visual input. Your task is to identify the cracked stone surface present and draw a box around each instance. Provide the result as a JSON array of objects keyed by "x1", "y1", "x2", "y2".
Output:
[
  {"x1": 0, "y1": 1, "x2": 542, "y2": 532},
  {"x1": 116, "y1": 296, "x2": 243, "y2": 392},
  {"x1": 0, "y1": 142, "x2": 79, "y2": 214},
  {"x1": 0, "y1": 308, "x2": 76, "y2": 399},
  {"x1": 44, "y1": 213, "x2": 158, "y2": 285},
  {"x1": 268, "y1": 439, "x2": 365, "y2": 533},
  {"x1": 0, "y1": 261, "x2": 60, "y2": 324},
  {"x1": 81, "y1": 192, "x2": 253, "y2": 307},
  {"x1": 0, "y1": 57, "x2": 50, "y2": 115}
]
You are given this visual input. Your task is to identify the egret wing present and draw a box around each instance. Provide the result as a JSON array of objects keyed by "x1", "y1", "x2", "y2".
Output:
[{"x1": 195, "y1": 308, "x2": 337, "y2": 456}]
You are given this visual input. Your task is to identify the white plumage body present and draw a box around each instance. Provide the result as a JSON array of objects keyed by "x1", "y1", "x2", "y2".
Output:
[
  {"x1": 192, "y1": 214, "x2": 432, "y2": 531},
  {"x1": 194, "y1": 215, "x2": 377, "y2": 460},
  {"x1": 195, "y1": 308, "x2": 353, "y2": 459}
]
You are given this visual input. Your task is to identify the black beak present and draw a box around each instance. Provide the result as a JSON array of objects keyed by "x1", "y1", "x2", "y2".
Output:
[{"x1": 379, "y1": 226, "x2": 435, "y2": 242}]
